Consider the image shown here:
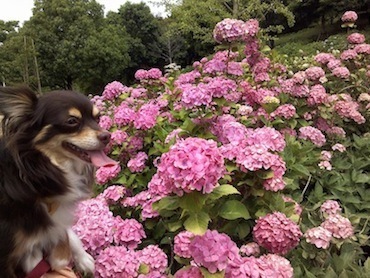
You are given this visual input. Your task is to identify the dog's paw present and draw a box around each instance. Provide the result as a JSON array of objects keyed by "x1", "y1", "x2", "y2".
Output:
[{"x1": 74, "y1": 251, "x2": 95, "y2": 274}]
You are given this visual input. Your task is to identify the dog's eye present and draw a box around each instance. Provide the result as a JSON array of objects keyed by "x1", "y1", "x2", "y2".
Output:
[{"x1": 65, "y1": 117, "x2": 80, "y2": 127}]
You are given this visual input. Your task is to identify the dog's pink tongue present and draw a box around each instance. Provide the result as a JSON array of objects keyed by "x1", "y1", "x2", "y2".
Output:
[{"x1": 88, "y1": 150, "x2": 117, "y2": 168}]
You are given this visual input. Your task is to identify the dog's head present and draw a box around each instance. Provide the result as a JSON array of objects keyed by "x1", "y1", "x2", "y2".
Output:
[{"x1": 0, "y1": 87, "x2": 116, "y2": 201}]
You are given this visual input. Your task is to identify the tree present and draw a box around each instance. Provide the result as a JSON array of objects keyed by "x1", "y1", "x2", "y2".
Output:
[
  {"x1": 107, "y1": 2, "x2": 165, "y2": 82},
  {"x1": 23, "y1": 0, "x2": 131, "y2": 93}
]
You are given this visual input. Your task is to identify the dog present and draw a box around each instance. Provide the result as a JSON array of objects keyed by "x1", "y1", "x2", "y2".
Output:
[{"x1": 0, "y1": 87, "x2": 116, "y2": 277}]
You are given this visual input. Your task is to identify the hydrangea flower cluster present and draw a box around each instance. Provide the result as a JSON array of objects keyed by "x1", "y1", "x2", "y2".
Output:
[
  {"x1": 304, "y1": 200, "x2": 354, "y2": 249},
  {"x1": 253, "y1": 212, "x2": 302, "y2": 255},
  {"x1": 155, "y1": 137, "x2": 225, "y2": 195},
  {"x1": 213, "y1": 18, "x2": 259, "y2": 44}
]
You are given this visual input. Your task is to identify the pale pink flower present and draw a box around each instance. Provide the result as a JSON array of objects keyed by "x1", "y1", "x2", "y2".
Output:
[
  {"x1": 299, "y1": 126, "x2": 326, "y2": 147},
  {"x1": 174, "y1": 266, "x2": 203, "y2": 278},
  {"x1": 99, "y1": 185, "x2": 127, "y2": 204},
  {"x1": 341, "y1": 49, "x2": 358, "y2": 60},
  {"x1": 240, "y1": 242, "x2": 260, "y2": 256},
  {"x1": 318, "y1": 160, "x2": 332, "y2": 171},
  {"x1": 320, "y1": 200, "x2": 342, "y2": 215},
  {"x1": 113, "y1": 217, "x2": 146, "y2": 248},
  {"x1": 347, "y1": 33, "x2": 366, "y2": 44},
  {"x1": 102, "y1": 81, "x2": 127, "y2": 101},
  {"x1": 257, "y1": 254, "x2": 294, "y2": 278},
  {"x1": 304, "y1": 226, "x2": 332, "y2": 249},
  {"x1": 98, "y1": 115, "x2": 112, "y2": 130},
  {"x1": 305, "y1": 66, "x2": 325, "y2": 81},
  {"x1": 111, "y1": 130, "x2": 128, "y2": 145},
  {"x1": 137, "y1": 245, "x2": 168, "y2": 274},
  {"x1": 332, "y1": 66, "x2": 350, "y2": 79},
  {"x1": 321, "y1": 214, "x2": 354, "y2": 239},
  {"x1": 332, "y1": 143, "x2": 346, "y2": 152},
  {"x1": 341, "y1": 11, "x2": 358, "y2": 22},
  {"x1": 314, "y1": 53, "x2": 335, "y2": 64}
]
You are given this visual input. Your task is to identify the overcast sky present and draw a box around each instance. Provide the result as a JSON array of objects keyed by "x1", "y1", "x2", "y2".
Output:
[{"x1": 0, "y1": 0, "x2": 166, "y2": 23}]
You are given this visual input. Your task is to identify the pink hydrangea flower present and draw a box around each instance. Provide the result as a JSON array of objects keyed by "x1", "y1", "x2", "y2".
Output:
[
  {"x1": 134, "y1": 103, "x2": 161, "y2": 130},
  {"x1": 114, "y1": 104, "x2": 136, "y2": 127},
  {"x1": 147, "y1": 68, "x2": 163, "y2": 79},
  {"x1": 332, "y1": 66, "x2": 350, "y2": 79},
  {"x1": 174, "y1": 231, "x2": 195, "y2": 258},
  {"x1": 304, "y1": 226, "x2": 332, "y2": 249},
  {"x1": 307, "y1": 84, "x2": 328, "y2": 106},
  {"x1": 102, "y1": 81, "x2": 127, "y2": 101},
  {"x1": 174, "y1": 266, "x2": 203, "y2": 278},
  {"x1": 320, "y1": 200, "x2": 342, "y2": 216},
  {"x1": 347, "y1": 33, "x2": 366, "y2": 44},
  {"x1": 113, "y1": 217, "x2": 146, "y2": 248},
  {"x1": 318, "y1": 160, "x2": 332, "y2": 171},
  {"x1": 95, "y1": 246, "x2": 140, "y2": 278},
  {"x1": 225, "y1": 256, "x2": 261, "y2": 278},
  {"x1": 341, "y1": 11, "x2": 358, "y2": 22},
  {"x1": 340, "y1": 49, "x2": 358, "y2": 60},
  {"x1": 314, "y1": 53, "x2": 335, "y2": 64},
  {"x1": 127, "y1": 151, "x2": 148, "y2": 173},
  {"x1": 180, "y1": 83, "x2": 213, "y2": 109},
  {"x1": 334, "y1": 100, "x2": 366, "y2": 124},
  {"x1": 137, "y1": 245, "x2": 168, "y2": 274},
  {"x1": 253, "y1": 212, "x2": 302, "y2": 255},
  {"x1": 298, "y1": 126, "x2": 326, "y2": 147},
  {"x1": 321, "y1": 214, "x2": 354, "y2": 239},
  {"x1": 213, "y1": 18, "x2": 247, "y2": 43},
  {"x1": 305, "y1": 66, "x2": 326, "y2": 81},
  {"x1": 270, "y1": 104, "x2": 296, "y2": 119},
  {"x1": 332, "y1": 143, "x2": 346, "y2": 152},
  {"x1": 240, "y1": 242, "x2": 260, "y2": 256},
  {"x1": 99, "y1": 185, "x2": 127, "y2": 204},
  {"x1": 95, "y1": 164, "x2": 121, "y2": 185},
  {"x1": 73, "y1": 198, "x2": 116, "y2": 256},
  {"x1": 99, "y1": 115, "x2": 113, "y2": 130},
  {"x1": 135, "y1": 69, "x2": 149, "y2": 80},
  {"x1": 111, "y1": 130, "x2": 128, "y2": 145},
  {"x1": 354, "y1": 43, "x2": 370, "y2": 54},
  {"x1": 257, "y1": 254, "x2": 294, "y2": 278},
  {"x1": 189, "y1": 230, "x2": 240, "y2": 273},
  {"x1": 156, "y1": 137, "x2": 225, "y2": 195}
]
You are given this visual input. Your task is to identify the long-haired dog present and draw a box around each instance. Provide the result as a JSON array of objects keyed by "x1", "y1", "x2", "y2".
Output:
[{"x1": 0, "y1": 87, "x2": 116, "y2": 277}]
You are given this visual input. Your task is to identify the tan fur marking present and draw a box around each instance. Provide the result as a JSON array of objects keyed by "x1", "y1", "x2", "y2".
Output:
[
  {"x1": 68, "y1": 108, "x2": 82, "y2": 119},
  {"x1": 33, "y1": 124, "x2": 52, "y2": 144},
  {"x1": 49, "y1": 236, "x2": 72, "y2": 269},
  {"x1": 92, "y1": 105, "x2": 100, "y2": 118}
]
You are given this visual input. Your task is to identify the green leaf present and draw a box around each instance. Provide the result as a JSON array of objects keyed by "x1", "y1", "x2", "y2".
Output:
[
  {"x1": 219, "y1": 200, "x2": 251, "y2": 220},
  {"x1": 179, "y1": 191, "x2": 207, "y2": 212},
  {"x1": 152, "y1": 196, "x2": 180, "y2": 212},
  {"x1": 206, "y1": 184, "x2": 240, "y2": 202},
  {"x1": 200, "y1": 267, "x2": 225, "y2": 278},
  {"x1": 183, "y1": 211, "x2": 210, "y2": 235},
  {"x1": 291, "y1": 164, "x2": 310, "y2": 176}
]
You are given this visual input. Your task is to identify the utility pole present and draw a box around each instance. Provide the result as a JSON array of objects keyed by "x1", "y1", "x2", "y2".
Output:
[{"x1": 31, "y1": 39, "x2": 42, "y2": 94}]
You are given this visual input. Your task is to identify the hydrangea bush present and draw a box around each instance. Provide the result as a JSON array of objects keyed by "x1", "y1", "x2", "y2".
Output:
[{"x1": 73, "y1": 11, "x2": 370, "y2": 277}]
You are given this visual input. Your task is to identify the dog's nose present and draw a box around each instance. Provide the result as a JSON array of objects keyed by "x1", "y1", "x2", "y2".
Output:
[{"x1": 98, "y1": 132, "x2": 111, "y2": 145}]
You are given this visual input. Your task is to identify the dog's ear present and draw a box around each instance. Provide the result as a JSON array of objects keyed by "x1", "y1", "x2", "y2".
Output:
[
  {"x1": 0, "y1": 87, "x2": 38, "y2": 136},
  {"x1": 0, "y1": 86, "x2": 37, "y2": 118}
]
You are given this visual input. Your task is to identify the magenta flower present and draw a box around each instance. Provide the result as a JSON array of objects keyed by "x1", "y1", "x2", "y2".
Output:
[
  {"x1": 95, "y1": 246, "x2": 140, "y2": 278},
  {"x1": 127, "y1": 151, "x2": 148, "y2": 173},
  {"x1": 95, "y1": 164, "x2": 121, "y2": 185},
  {"x1": 213, "y1": 18, "x2": 246, "y2": 43},
  {"x1": 102, "y1": 81, "x2": 127, "y2": 101},
  {"x1": 174, "y1": 231, "x2": 195, "y2": 258},
  {"x1": 99, "y1": 185, "x2": 127, "y2": 204},
  {"x1": 253, "y1": 212, "x2": 302, "y2": 255},
  {"x1": 135, "y1": 69, "x2": 149, "y2": 80},
  {"x1": 99, "y1": 115, "x2": 113, "y2": 130},
  {"x1": 156, "y1": 137, "x2": 225, "y2": 195},
  {"x1": 113, "y1": 217, "x2": 146, "y2": 248},
  {"x1": 137, "y1": 245, "x2": 168, "y2": 274},
  {"x1": 189, "y1": 230, "x2": 239, "y2": 273}
]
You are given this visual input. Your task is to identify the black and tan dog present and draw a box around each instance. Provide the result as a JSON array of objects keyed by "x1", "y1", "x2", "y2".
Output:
[{"x1": 0, "y1": 87, "x2": 116, "y2": 277}]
